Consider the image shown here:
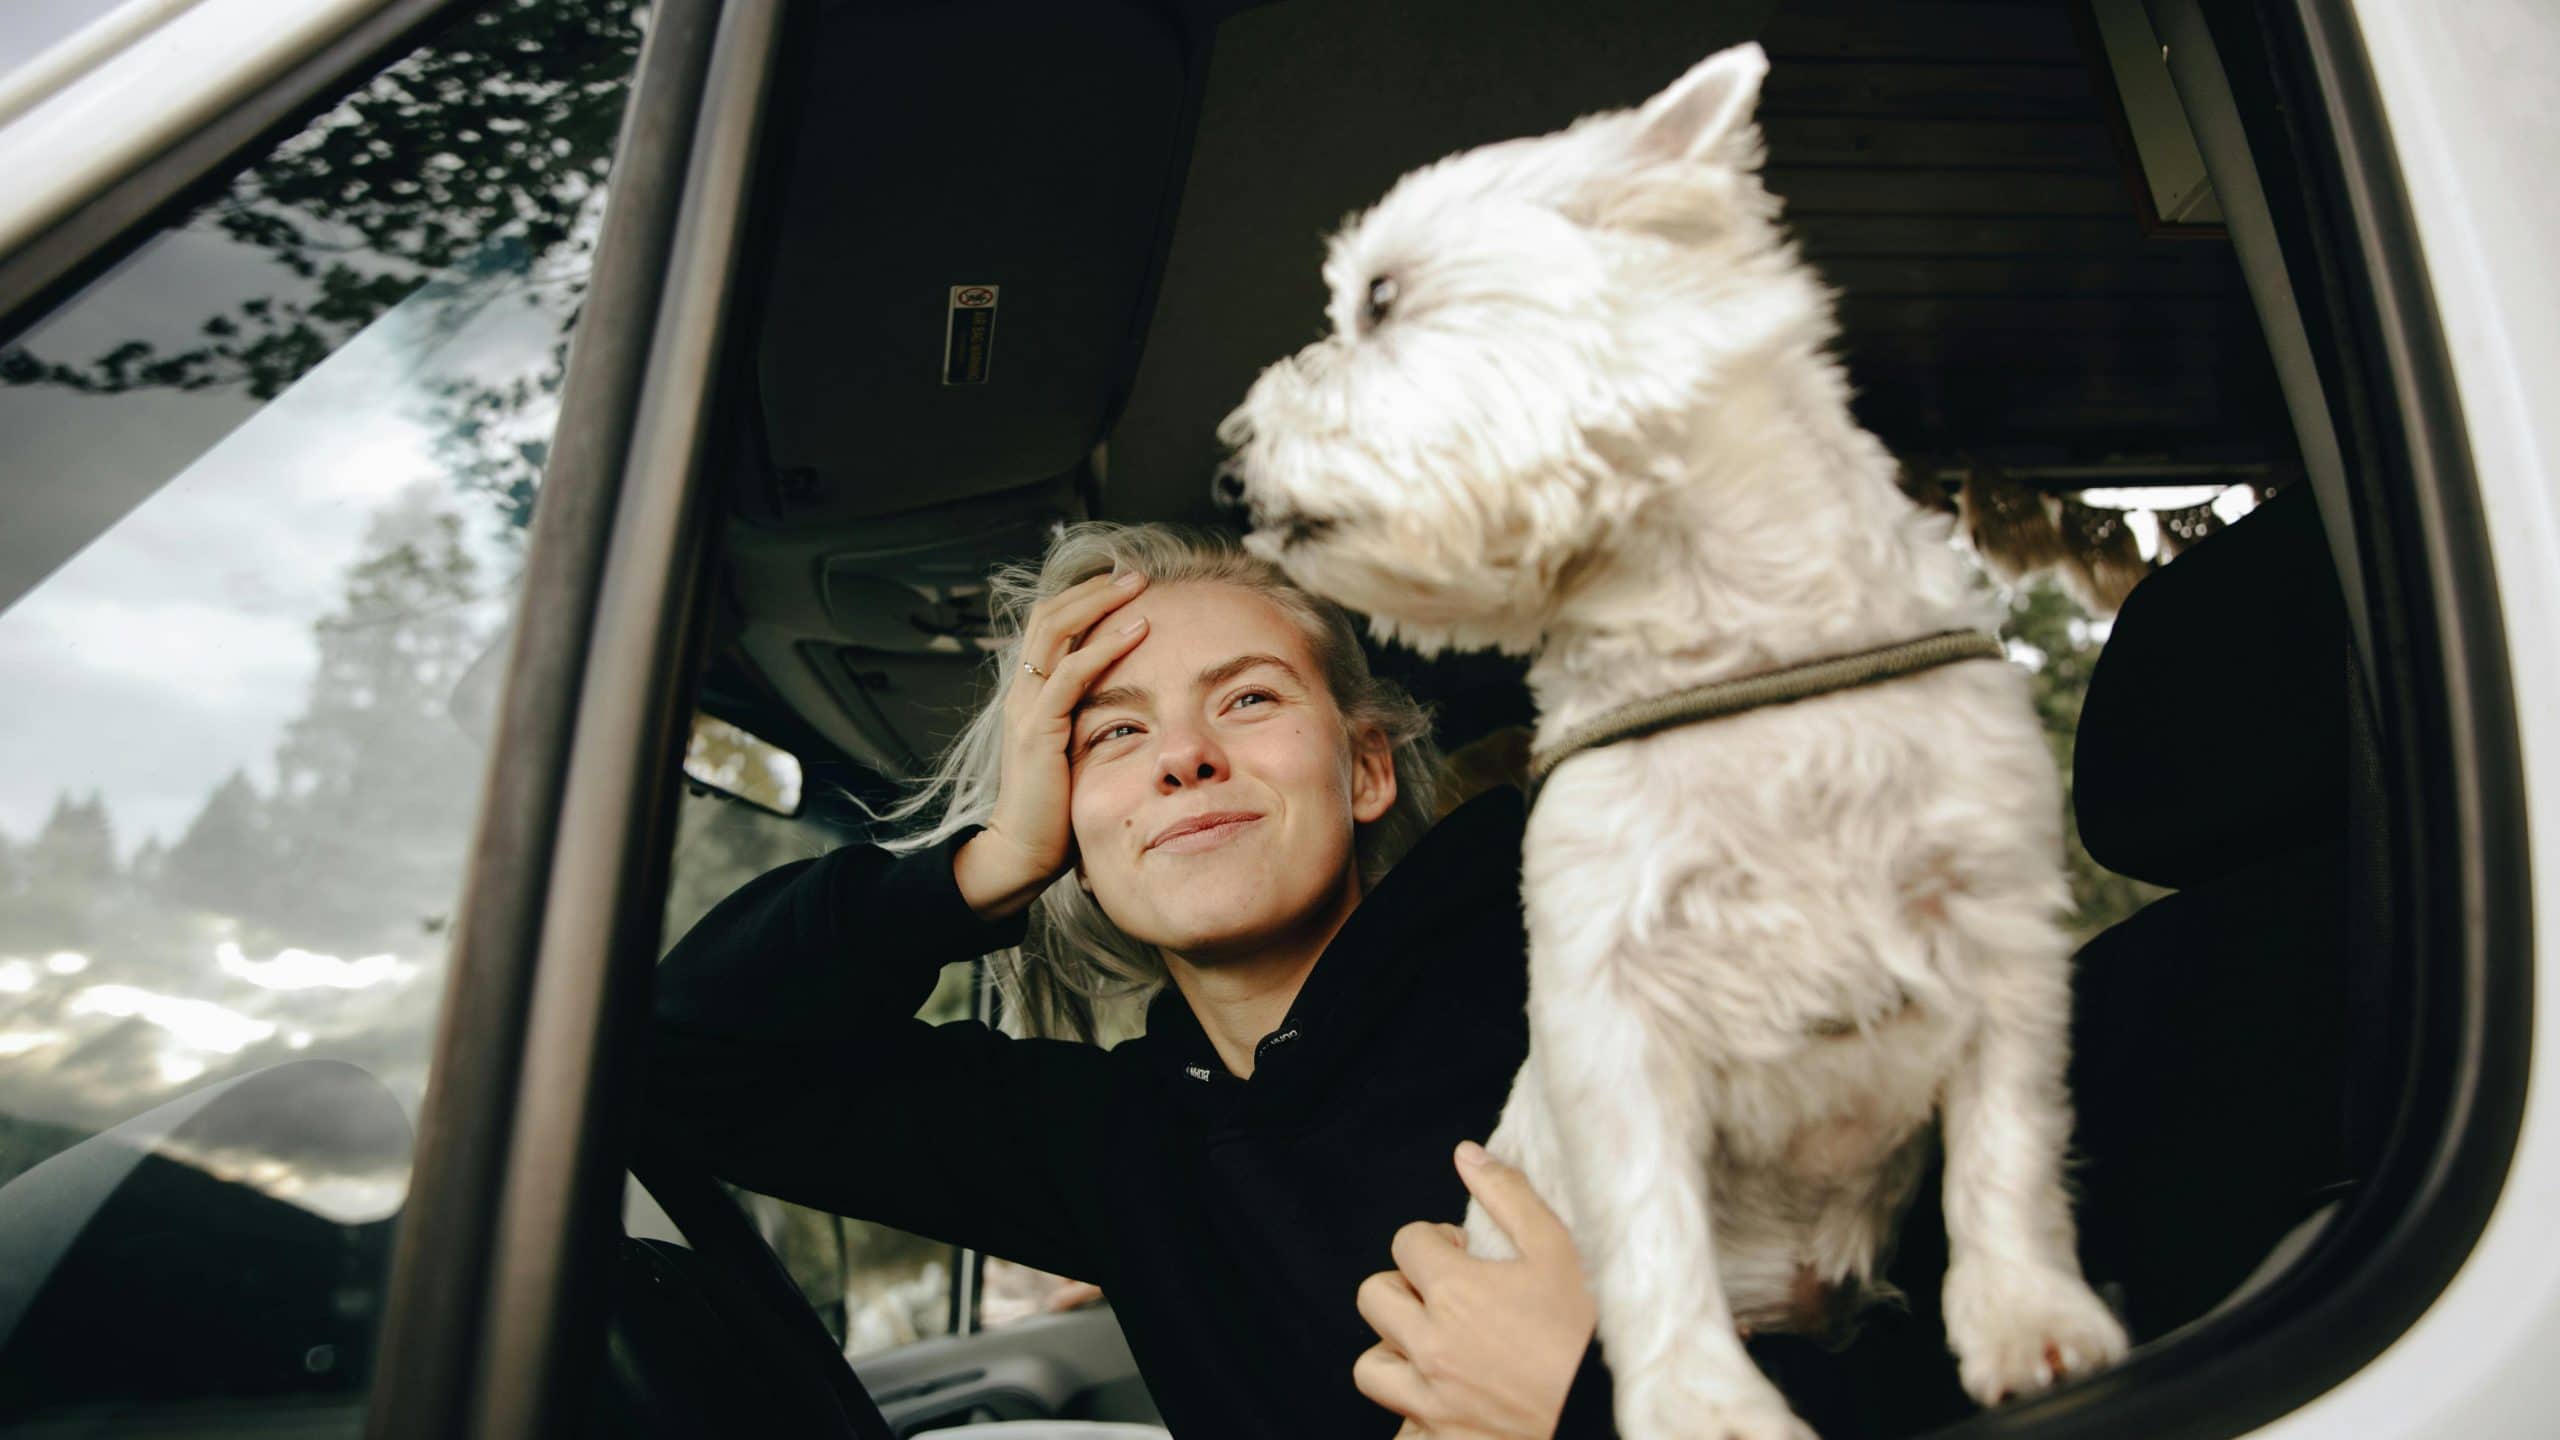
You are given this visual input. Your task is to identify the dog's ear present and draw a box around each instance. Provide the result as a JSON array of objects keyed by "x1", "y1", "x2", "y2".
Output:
[{"x1": 1630, "y1": 42, "x2": 1768, "y2": 169}]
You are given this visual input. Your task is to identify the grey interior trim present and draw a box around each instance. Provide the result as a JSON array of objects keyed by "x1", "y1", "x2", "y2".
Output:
[
  {"x1": 921, "y1": 1414, "x2": 1172, "y2": 1424},
  {"x1": 466, "y1": 2, "x2": 785, "y2": 1436},
  {"x1": 856, "y1": 1308, "x2": 1151, "y2": 1435},
  {"x1": 2089, "y1": 0, "x2": 2222, "y2": 225},
  {"x1": 2209, "y1": 1200, "x2": 2343, "y2": 1319},
  {"x1": 2146, "y1": 0, "x2": 2376, "y2": 675},
  {"x1": 363, "y1": 2, "x2": 729, "y2": 1436}
]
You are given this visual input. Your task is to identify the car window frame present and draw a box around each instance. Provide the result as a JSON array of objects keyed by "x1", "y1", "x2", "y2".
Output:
[
  {"x1": 1917, "y1": 3, "x2": 2533, "y2": 1437},
  {"x1": 353, "y1": 2, "x2": 791, "y2": 1437},
  {"x1": 0, "y1": 0, "x2": 715, "y2": 1434},
  {"x1": 0, "y1": 0, "x2": 480, "y2": 342}
]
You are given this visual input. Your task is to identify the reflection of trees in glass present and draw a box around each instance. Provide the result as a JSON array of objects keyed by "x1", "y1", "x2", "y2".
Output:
[
  {"x1": 267, "y1": 494, "x2": 492, "y2": 948},
  {"x1": 0, "y1": 492, "x2": 497, "y2": 1143},
  {"x1": 7, "y1": 794, "x2": 120, "y2": 950},
  {"x1": 0, "y1": 0, "x2": 644, "y2": 524}
]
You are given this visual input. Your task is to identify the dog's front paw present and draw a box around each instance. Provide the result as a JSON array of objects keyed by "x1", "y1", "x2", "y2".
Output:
[
  {"x1": 1942, "y1": 1259, "x2": 2129, "y2": 1407},
  {"x1": 1614, "y1": 1362, "x2": 1817, "y2": 1440}
]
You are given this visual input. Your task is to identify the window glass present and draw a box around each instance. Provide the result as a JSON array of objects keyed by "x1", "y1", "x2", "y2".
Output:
[
  {"x1": 980, "y1": 1255, "x2": 1105, "y2": 1330},
  {"x1": 0, "y1": 0, "x2": 645, "y2": 1426}
]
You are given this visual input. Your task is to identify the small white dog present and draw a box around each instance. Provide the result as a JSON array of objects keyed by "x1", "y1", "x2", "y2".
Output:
[{"x1": 1219, "y1": 43, "x2": 2127, "y2": 1440}]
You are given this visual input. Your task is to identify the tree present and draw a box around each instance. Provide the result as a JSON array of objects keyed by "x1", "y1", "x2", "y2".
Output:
[
  {"x1": 2003, "y1": 580, "x2": 2166, "y2": 941},
  {"x1": 255, "y1": 490, "x2": 495, "y2": 950},
  {"x1": 1, "y1": 793, "x2": 120, "y2": 951},
  {"x1": 160, "y1": 771, "x2": 280, "y2": 922}
]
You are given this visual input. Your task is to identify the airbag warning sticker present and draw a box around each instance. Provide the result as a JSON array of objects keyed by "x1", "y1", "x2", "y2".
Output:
[{"x1": 943, "y1": 285, "x2": 998, "y2": 385}]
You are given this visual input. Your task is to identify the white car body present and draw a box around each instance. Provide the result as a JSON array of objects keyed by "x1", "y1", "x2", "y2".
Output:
[{"x1": 2252, "y1": 5, "x2": 2560, "y2": 1438}]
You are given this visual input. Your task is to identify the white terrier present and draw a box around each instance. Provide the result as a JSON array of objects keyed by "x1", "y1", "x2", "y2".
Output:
[{"x1": 1218, "y1": 43, "x2": 2128, "y2": 1440}]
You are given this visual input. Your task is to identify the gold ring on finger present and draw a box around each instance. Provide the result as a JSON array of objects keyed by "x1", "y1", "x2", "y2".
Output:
[{"x1": 1021, "y1": 659, "x2": 1047, "y2": 680}]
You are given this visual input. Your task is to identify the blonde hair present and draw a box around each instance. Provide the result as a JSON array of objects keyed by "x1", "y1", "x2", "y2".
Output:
[{"x1": 870, "y1": 522, "x2": 1445, "y2": 1042}]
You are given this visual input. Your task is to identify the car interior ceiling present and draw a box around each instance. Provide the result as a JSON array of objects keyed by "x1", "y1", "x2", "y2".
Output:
[{"x1": 635, "y1": 0, "x2": 2364, "y2": 1436}]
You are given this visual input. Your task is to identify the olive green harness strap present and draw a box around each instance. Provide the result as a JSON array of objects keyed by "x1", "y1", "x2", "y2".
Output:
[{"x1": 1524, "y1": 630, "x2": 2009, "y2": 810}]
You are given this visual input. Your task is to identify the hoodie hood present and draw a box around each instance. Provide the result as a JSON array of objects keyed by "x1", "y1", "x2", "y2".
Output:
[{"x1": 1138, "y1": 785, "x2": 1529, "y2": 1124}]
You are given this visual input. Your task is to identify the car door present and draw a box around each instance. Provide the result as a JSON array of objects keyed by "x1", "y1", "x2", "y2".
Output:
[{"x1": 0, "y1": 1, "x2": 775, "y2": 1435}]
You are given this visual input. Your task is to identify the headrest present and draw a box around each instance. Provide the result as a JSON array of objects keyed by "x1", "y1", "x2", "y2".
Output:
[{"x1": 2073, "y1": 484, "x2": 2351, "y2": 889}]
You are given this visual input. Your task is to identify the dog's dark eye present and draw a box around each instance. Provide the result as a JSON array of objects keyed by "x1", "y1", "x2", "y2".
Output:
[{"x1": 1364, "y1": 275, "x2": 1398, "y2": 329}]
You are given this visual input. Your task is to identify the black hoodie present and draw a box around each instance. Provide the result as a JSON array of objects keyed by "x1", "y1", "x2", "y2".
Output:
[{"x1": 643, "y1": 785, "x2": 1620, "y2": 1437}]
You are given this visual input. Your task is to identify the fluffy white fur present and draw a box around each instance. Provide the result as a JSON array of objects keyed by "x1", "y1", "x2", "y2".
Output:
[{"x1": 1219, "y1": 44, "x2": 2127, "y2": 1439}]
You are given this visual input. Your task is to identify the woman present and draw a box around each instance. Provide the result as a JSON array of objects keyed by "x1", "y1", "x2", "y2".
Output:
[{"x1": 647, "y1": 522, "x2": 1610, "y2": 1438}]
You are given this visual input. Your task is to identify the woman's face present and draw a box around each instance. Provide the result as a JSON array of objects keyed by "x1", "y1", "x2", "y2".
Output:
[{"x1": 1067, "y1": 580, "x2": 1396, "y2": 962}]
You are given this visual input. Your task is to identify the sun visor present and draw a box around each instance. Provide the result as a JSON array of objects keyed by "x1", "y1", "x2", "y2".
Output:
[{"x1": 744, "y1": 0, "x2": 1202, "y2": 526}]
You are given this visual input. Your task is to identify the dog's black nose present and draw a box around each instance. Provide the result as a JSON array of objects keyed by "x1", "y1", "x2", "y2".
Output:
[{"x1": 1212, "y1": 467, "x2": 1248, "y2": 509}]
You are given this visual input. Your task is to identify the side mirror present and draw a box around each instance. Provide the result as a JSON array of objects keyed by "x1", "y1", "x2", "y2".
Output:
[{"x1": 681, "y1": 714, "x2": 804, "y2": 817}]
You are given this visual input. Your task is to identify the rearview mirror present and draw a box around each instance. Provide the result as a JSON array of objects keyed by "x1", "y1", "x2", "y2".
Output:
[{"x1": 681, "y1": 713, "x2": 804, "y2": 817}]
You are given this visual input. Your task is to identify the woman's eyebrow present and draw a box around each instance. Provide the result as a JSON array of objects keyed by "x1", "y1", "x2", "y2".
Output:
[{"x1": 1073, "y1": 653, "x2": 1304, "y2": 721}]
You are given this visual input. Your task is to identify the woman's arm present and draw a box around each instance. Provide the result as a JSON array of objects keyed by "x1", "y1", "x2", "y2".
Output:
[
  {"x1": 642, "y1": 827, "x2": 1113, "y2": 1283},
  {"x1": 644, "y1": 568, "x2": 1159, "y2": 1281}
]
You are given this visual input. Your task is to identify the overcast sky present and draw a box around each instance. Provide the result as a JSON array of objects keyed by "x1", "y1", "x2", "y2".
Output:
[
  {"x1": 0, "y1": 224, "x2": 554, "y2": 855},
  {"x1": 0, "y1": 0, "x2": 589, "y2": 862}
]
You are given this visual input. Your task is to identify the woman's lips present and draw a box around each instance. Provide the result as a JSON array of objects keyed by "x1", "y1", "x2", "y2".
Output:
[{"x1": 1148, "y1": 815, "x2": 1261, "y2": 855}]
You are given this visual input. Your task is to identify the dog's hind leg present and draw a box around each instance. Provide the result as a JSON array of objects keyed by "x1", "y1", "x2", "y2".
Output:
[
  {"x1": 1526, "y1": 922, "x2": 1815, "y2": 1440},
  {"x1": 1937, "y1": 941, "x2": 2129, "y2": 1406},
  {"x1": 1464, "y1": 1057, "x2": 1573, "y2": 1261}
]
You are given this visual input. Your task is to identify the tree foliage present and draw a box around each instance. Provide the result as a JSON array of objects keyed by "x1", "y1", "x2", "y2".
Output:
[
  {"x1": 0, "y1": 0, "x2": 644, "y2": 523},
  {"x1": 2003, "y1": 580, "x2": 2167, "y2": 941}
]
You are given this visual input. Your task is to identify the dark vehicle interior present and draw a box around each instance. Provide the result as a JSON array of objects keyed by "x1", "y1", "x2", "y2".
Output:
[
  {"x1": 0, "y1": 0, "x2": 2523, "y2": 1438},
  {"x1": 725, "y1": 0, "x2": 2295, "y2": 788},
  {"x1": 641, "y1": 1, "x2": 2384, "y2": 1436}
]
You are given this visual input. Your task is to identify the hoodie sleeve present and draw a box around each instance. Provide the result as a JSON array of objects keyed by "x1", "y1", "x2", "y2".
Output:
[{"x1": 641, "y1": 828, "x2": 1116, "y2": 1284}]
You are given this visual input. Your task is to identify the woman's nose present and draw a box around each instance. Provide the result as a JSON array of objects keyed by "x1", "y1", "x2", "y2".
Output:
[{"x1": 1155, "y1": 725, "x2": 1229, "y2": 790}]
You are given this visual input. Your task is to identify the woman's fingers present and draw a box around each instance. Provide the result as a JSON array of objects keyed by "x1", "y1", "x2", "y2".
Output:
[
  {"x1": 1356, "y1": 1270, "x2": 1427, "y2": 1352},
  {"x1": 1453, "y1": 1142, "x2": 1574, "y2": 1265},
  {"x1": 978, "y1": 598, "x2": 1148, "y2": 893},
  {"x1": 1033, "y1": 614, "x2": 1148, "y2": 729},
  {"x1": 1389, "y1": 1219, "x2": 1467, "y2": 1298},
  {"x1": 1352, "y1": 1342, "x2": 1433, "y2": 1419},
  {"x1": 1018, "y1": 568, "x2": 1147, "y2": 679}
]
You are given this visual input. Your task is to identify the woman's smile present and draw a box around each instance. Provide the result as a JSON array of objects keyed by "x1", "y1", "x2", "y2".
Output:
[{"x1": 1149, "y1": 812, "x2": 1263, "y2": 855}]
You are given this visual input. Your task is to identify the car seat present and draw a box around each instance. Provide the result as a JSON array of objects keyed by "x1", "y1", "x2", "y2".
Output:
[{"x1": 2065, "y1": 480, "x2": 2381, "y2": 1340}]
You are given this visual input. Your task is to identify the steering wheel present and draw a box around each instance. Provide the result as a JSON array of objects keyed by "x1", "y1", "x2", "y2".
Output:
[{"x1": 608, "y1": 1150, "x2": 899, "y2": 1440}]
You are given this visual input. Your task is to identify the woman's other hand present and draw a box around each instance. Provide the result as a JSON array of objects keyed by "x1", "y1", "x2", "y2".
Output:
[
  {"x1": 1354, "y1": 1141, "x2": 1597, "y2": 1440},
  {"x1": 953, "y1": 567, "x2": 1150, "y2": 920}
]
